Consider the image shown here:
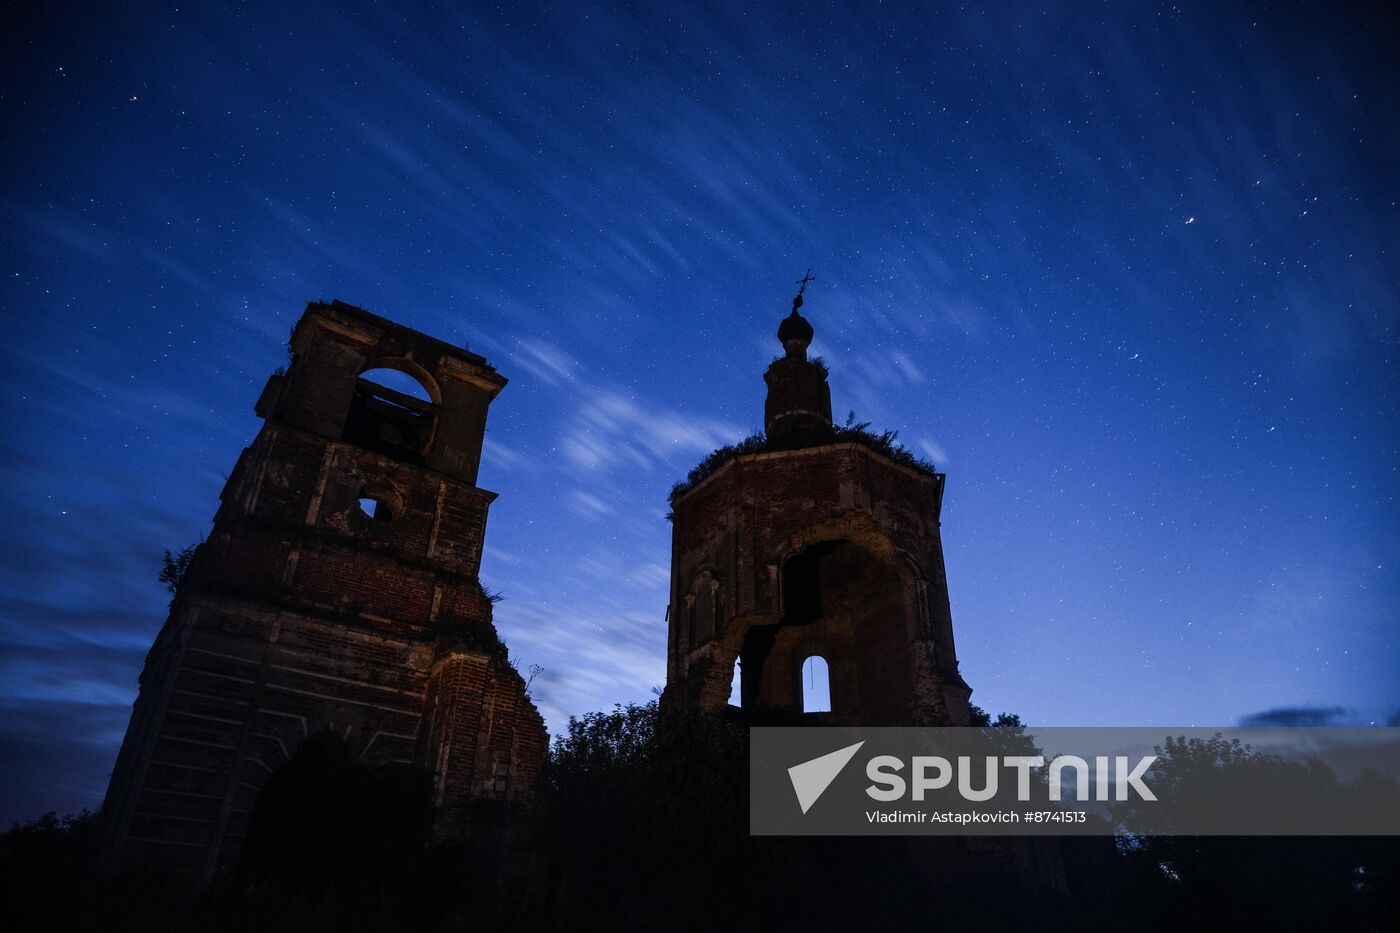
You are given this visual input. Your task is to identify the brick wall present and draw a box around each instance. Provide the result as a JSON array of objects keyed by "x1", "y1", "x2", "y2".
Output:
[
  {"x1": 666, "y1": 442, "x2": 971, "y2": 726},
  {"x1": 101, "y1": 302, "x2": 548, "y2": 879}
]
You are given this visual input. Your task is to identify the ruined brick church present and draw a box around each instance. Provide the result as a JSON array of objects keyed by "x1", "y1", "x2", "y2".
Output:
[
  {"x1": 664, "y1": 284, "x2": 973, "y2": 726},
  {"x1": 101, "y1": 301, "x2": 546, "y2": 874},
  {"x1": 102, "y1": 286, "x2": 972, "y2": 874}
]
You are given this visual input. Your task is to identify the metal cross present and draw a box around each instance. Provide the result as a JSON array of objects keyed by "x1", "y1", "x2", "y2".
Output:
[{"x1": 795, "y1": 269, "x2": 817, "y2": 296}]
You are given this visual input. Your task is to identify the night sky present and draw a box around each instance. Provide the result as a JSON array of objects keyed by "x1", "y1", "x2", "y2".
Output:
[{"x1": 3, "y1": 2, "x2": 1397, "y2": 827}]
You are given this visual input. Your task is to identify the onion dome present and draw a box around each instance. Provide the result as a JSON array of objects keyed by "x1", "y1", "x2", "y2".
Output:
[{"x1": 778, "y1": 300, "x2": 815, "y2": 355}]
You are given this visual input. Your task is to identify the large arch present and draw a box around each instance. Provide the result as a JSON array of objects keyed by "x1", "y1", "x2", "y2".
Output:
[
  {"x1": 698, "y1": 517, "x2": 922, "y2": 724},
  {"x1": 343, "y1": 358, "x2": 442, "y2": 463},
  {"x1": 239, "y1": 731, "x2": 433, "y2": 885},
  {"x1": 360, "y1": 356, "x2": 443, "y2": 405}
]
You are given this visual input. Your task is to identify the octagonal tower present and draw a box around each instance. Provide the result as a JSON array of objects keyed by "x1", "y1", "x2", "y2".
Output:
[{"x1": 664, "y1": 288, "x2": 972, "y2": 726}]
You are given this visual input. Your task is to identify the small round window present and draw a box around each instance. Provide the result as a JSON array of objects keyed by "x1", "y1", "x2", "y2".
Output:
[{"x1": 356, "y1": 485, "x2": 403, "y2": 523}]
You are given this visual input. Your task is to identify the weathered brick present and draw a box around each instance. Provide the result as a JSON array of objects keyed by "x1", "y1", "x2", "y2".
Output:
[
  {"x1": 665, "y1": 301, "x2": 973, "y2": 727},
  {"x1": 101, "y1": 301, "x2": 547, "y2": 878}
]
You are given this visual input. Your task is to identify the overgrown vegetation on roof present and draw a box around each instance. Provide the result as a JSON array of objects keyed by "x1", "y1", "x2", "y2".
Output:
[
  {"x1": 667, "y1": 413, "x2": 938, "y2": 507},
  {"x1": 668, "y1": 434, "x2": 769, "y2": 504},
  {"x1": 831, "y1": 415, "x2": 938, "y2": 476}
]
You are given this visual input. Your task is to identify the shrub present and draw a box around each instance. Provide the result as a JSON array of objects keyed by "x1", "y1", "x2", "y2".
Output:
[{"x1": 668, "y1": 413, "x2": 938, "y2": 506}]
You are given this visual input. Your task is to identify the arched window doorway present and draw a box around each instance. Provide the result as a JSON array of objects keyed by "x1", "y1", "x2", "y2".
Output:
[
  {"x1": 344, "y1": 365, "x2": 438, "y2": 463},
  {"x1": 358, "y1": 367, "x2": 433, "y2": 402},
  {"x1": 801, "y1": 655, "x2": 831, "y2": 713},
  {"x1": 730, "y1": 538, "x2": 907, "y2": 721},
  {"x1": 240, "y1": 733, "x2": 433, "y2": 885}
]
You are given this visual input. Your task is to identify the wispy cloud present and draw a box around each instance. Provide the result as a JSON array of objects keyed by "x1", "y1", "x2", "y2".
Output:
[
  {"x1": 562, "y1": 388, "x2": 741, "y2": 475},
  {"x1": 1239, "y1": 707, "x2": 1357, "y2": 728},
  {"x1": 509, "y1": 338, "x2": 580, "y2": 387},
  {"x1": 565, "y1": 489, "x2": 617, "y2": 521},
  {"x1": 916, "y1": 438, "x2": 949, "y2": 466}
]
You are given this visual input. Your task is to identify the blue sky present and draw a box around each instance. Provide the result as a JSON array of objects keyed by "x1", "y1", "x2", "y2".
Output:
[{"x1": 1, "y1": 1, "x2": 1396, "y2": 826}]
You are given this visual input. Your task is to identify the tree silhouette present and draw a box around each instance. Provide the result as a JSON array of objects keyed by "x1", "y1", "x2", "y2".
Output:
[{"x1": 1114, "y1": 734, "x2": 1400, "y2": 929}]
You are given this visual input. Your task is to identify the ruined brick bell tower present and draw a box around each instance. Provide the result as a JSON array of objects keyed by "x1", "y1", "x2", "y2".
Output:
[
  {"x1": 101, "y1": 300, "x2": 546, "y2": 876},
  {"x1": 664, "y1": 282, "x2": 972, "y2": 726}
]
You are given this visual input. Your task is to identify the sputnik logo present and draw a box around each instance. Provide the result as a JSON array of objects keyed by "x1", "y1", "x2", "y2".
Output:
[{"x1": 787, "y1": 741, "x2": 865, "y2": 814}]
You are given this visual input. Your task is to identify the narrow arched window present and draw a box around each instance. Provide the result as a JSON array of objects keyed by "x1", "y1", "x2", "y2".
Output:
[
  {"x1": 801, "y1": 656, "x2": 831, "y2": 713},
  {"x1": 694, "y1": 585, "x2": 716, "y2": 645}
]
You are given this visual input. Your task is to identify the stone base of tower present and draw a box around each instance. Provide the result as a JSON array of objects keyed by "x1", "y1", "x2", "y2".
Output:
[{"x1": 99, "y1": 592, "x2": 547, "y2": 879}]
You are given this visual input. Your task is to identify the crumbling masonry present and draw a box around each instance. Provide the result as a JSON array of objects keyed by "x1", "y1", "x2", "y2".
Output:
[
  {"x1": 664, "y1": 291, "x2": 974, "y2": 726},
  {"x1": 101, "y1": 300, "x2": 546, "y2": 876}
]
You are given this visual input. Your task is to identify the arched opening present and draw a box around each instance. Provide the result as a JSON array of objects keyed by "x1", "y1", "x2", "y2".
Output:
[
  {"x1": 690, "y1": 577, "x2": 718, "y2": 649},
  {"x1": 801, "y1": 656, "x2": 831, "y2": 713},
  {"x1": 355, "y1": 484, "x2": 403, "y2": 524},
  {"x1": 239, "y1": 733, "x2": 433, "y2": 888},
  {"x1": 359, "y1": 367, "x2": 433, "y2": 402},
  {"x1": 343, "y1": 364, "x2": 438, "y2": 463},
  {"x1": 735, "y1": 537, "x2": 908, "y2": 723},
  {"x1": 358, "y1": 497, "x2": 392, "y2": 521}
]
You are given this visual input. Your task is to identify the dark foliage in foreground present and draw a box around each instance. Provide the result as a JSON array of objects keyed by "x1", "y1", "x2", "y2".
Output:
[
  {"x1": 4, "y1": 709, "x2": 1397, "y2": 932},
  {"x1": 0, "y1": 811, "x2": 100, "y2": 931},
  {"x1": 538, "y1": 701, "x2": 1116, "y2": 931},
  {"x1": 1113, "y1": 734, "x2": 1400, "y2": 930}
]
